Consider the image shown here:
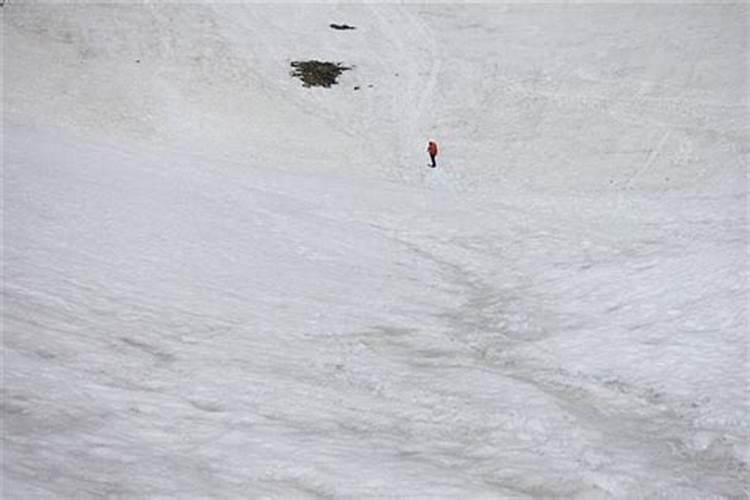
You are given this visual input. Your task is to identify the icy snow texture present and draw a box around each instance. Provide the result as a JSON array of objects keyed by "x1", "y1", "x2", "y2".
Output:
[{"x1": 3, "y1": 3, "x2": 748, "y2": 499}]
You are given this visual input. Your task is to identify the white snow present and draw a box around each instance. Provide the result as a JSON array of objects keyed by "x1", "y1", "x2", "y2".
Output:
[{"x1": 3, "y1": 3, "x2": 748, "y2": 499}]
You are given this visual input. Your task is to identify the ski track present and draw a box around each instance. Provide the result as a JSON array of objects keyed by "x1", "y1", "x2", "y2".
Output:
[{"x1": 367, "y1": 5, "x2": 442, "y2": 183}]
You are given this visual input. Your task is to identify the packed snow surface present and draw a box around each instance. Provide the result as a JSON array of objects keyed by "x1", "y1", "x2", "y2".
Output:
[{"x1": 3, "y1": 3, "x2": 748, "y2": 499}]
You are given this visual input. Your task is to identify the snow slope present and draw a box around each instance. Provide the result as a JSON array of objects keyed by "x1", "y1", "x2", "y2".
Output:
[{"x1": 3, "y1": 3, "x2": 748, "y2": 498}]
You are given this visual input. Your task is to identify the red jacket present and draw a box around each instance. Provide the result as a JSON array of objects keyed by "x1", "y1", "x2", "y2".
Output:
[{"x1": 428, "y1": 141, "x2": 438, "y2": 156}]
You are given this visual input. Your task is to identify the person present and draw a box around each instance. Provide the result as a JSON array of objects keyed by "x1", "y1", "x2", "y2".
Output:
[{"x1": 427, "y1": 140, "x2": 439, "y2": 168}]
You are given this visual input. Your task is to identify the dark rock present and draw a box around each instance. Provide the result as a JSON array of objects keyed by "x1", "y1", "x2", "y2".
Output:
[{"x1": 290, "y1": 60, "x2": 351, "y2": 88}]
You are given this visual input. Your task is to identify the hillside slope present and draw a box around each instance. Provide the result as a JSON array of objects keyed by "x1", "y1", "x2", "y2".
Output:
[{"x1": 3, "y1": 4, "x2": 747, "y2": 498}]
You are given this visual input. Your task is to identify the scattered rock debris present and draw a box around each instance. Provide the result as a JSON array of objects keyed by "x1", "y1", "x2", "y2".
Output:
[
  {"x1": 330, "y1": 24, "x2": 356, "y2": 30},
  {"x1": 290, "y1": 60, "x2": 352, "y2": 88}
]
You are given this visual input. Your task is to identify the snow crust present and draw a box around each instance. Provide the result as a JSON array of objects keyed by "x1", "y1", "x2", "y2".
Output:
[{"x1": 3, "y1": 3, "x2": 748, "y2": 498}]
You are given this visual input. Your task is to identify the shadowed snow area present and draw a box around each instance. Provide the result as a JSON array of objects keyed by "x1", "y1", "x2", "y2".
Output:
[{"x1": 3, "y1": 3, "x2": 748, "y2": 499}]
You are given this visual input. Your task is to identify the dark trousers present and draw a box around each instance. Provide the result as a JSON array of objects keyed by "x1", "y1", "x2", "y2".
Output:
[{"x1": 429, "y1": 154, "x2": 437, "y2": 168}]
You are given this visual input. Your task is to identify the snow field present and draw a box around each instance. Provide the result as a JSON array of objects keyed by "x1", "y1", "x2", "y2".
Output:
[{"x1": 3, "y1": 3, "x2": 748, "y2": 498}]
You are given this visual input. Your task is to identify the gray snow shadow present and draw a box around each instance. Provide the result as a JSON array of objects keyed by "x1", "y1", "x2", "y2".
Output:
[
  {"x1": 118, "y1": 336, "x2": 177, "y2": 364},
  {"x1": 347, "y1": 325, "x2": 467, "y2": 368},
  {"x1": 345, "y1": 229, "x2": 748, "y2": 498}
]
